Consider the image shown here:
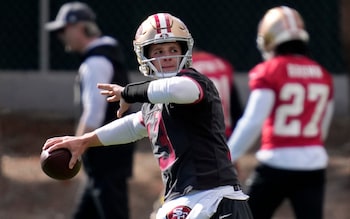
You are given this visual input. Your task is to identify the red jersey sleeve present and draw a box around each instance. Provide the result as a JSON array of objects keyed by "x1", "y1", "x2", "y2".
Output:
[{"x1": 248, "y1": 63, "x2": 273, "y2": 90}]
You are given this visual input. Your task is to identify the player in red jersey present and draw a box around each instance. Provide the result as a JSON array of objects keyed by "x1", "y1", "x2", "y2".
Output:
[
  {"x1": 192, "y1": 49, "x2": 242, "y2": 138},
  {"x1": 227, "y1": 6, "x2": 334, "y2": 219}
]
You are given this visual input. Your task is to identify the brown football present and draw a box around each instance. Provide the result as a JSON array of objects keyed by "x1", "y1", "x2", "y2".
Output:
[{"x1": 40, "y1": 148, "x2": 81, "y2": 180}]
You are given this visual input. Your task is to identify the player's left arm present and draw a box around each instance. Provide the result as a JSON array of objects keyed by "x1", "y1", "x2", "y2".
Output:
[
  {"x1": 98, "y1": 77, "x2": 202, "y2": 118},
  {"x1": 146, "y1": 76, "x2": 202, "y2": 104},
  {"x1": 99, "y1": 76, "x2": 202, "y2": 105}
]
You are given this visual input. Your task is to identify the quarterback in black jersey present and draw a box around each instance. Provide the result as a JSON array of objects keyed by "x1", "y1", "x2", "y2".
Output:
[{"x1": 43, "y1": 13, "x2": 252, "y2": 219}]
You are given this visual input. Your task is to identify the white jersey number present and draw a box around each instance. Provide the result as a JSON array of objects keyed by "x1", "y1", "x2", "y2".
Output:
[{"x1": 274, "y1": 83, "x2": 329, "y2": 137}]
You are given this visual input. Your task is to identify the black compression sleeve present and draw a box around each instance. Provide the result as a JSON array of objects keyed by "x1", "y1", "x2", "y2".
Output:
[{"x1": 121, "y1": 81, "x2": 151, "y2": 103}]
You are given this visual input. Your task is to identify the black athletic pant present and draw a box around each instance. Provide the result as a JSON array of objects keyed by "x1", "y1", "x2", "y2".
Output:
[
  {"x1": 246, "y1": 164, "x2": 325, "y2": 219},
  {"x1": 73, "y1": 174, "x2": 129, "y2": 219},
  {"x1": 210, "y1": 198, "x2": 253, "y2": 219}
]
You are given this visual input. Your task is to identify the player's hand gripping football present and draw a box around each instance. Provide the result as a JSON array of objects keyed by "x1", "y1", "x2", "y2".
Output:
[
  {"x1": 98, "y1": 83, "x2": 130, "y2": 118},
  {"x1": 42, "y1": 134, "x2": 93, "y2": 169}
]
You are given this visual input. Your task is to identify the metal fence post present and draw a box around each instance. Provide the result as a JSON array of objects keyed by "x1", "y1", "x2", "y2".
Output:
[{"x1": 39, "y1": 0, "x2": 49, "y2": 73}]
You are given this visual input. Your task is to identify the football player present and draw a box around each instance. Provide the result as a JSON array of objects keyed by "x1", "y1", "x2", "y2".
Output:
[
  {"x1": 43, "y1": 13, "x2": 253, "y2": 219},
  {"x1": 227, "y1": 6, "x2": 334, "y2": 219}
]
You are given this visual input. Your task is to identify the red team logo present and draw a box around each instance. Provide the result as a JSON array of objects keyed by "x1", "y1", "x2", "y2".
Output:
[{"x1": 166, "y1": 206, "x2": 192, "y2": 219}]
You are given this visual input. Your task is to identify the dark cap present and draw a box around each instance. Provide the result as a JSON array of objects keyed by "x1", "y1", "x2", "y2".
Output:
[{"x1": 45, "y1": 2, "x2": 96, "y2": 31}]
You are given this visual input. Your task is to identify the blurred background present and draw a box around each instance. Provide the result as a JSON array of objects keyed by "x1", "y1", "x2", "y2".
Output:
[
  {"x1": 0, "y1": 0, "x2": 349, "y2": 219},
  {"x1": 0, "y1": 0, "x2": 349, "y2": 115},
  {"x1": 0, "y1": 0, "x2": 349, "y2": 116},
  {"x1": 0, "y1": 0, "x2": 347, "y2": 72}
]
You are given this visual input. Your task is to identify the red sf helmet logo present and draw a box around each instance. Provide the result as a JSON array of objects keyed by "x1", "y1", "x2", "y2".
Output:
[{"x1": 166, "y1": 206, "x2": 192, "y2": 219}]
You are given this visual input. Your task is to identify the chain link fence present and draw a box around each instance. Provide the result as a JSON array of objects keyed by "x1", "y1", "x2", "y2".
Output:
[{"x1": 0, "y1": 0, "x2": 346, "y2": 73}]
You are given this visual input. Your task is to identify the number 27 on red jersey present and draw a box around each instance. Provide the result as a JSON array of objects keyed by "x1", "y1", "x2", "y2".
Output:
[{"x1": 274, "y1": 82, "x2": 330, "y2": 138}]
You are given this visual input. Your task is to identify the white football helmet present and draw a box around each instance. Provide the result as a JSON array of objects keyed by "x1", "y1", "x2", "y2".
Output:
[
  {"x1": 133, "y1": 13, "x2": 194, "y2": 78},
  {"x1": 257, "y1": 6, "x2": 309, "y2": 60}
]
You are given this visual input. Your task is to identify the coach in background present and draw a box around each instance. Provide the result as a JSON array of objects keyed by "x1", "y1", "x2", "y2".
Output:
[
  {"x1": 227, "y1": 6, "x2": 334, "y2": 219},
  {"x1": 46, "y1": 2, "x2": 134, "y2": 219}
]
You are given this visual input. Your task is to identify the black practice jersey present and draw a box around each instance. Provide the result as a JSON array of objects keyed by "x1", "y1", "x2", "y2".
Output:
[{"x1": 140, "y1": 68, "x2": 239, "y2": 201}]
